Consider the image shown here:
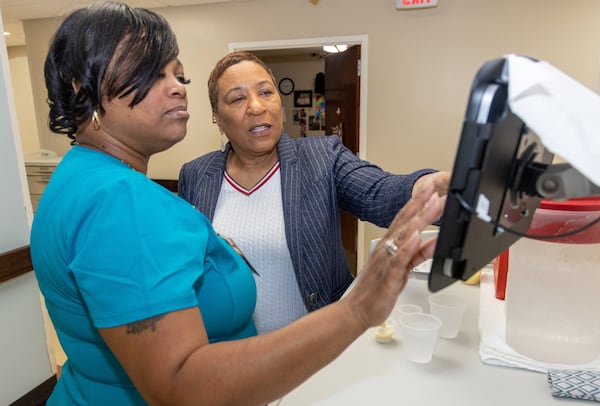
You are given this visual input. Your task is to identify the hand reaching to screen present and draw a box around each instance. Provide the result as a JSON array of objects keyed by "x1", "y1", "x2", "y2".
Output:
[{"x1": 344, "y1": 178, "x2": 446, "y2": 329}]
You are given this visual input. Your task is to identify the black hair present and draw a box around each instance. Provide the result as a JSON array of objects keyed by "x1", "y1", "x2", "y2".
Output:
[{"x1": 44, "y1": 1, "x2": 179, "y2": 142}]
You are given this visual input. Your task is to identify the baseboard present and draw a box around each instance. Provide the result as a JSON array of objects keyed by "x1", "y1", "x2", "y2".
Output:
[{"x1": 9, "y1": 375, "x2": 57, "y2": 406}]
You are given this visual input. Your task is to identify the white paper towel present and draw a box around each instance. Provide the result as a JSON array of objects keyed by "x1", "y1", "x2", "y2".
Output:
[{"x1": 506, "y1": 54, "x2": 600, "y2": 187}]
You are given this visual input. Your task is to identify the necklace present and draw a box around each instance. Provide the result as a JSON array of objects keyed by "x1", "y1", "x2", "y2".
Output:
[{"x1": 76, "y1": 142, "x2": 144, "y2": 173}]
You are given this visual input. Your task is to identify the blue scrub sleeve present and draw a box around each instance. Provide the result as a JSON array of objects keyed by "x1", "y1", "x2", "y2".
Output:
[{"x1": 70, "y1": 177, "x2": 210, "y2": 328}]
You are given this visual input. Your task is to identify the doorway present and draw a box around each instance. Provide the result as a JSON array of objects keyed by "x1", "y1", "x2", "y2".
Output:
[
  {"x1": 229, "y1": 35, "x2": 369, "y2": 272},
  {"x1": 323, "y1": 44, "x2": 361, "y2": 275}
]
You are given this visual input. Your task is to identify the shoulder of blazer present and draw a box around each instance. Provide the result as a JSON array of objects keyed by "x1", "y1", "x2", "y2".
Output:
[
  {"x1": 182, "y1": 148, "x2": 228, "y2": 179},
  {"x1": 279, "y1": 134, "x2": 340, "y2": 162},
  {"x1": 179, "y1": 149, "x2": 226, "y2": 199},
  {"x1": 179, "y1": 148, "x2": 228, "y2": 218}
]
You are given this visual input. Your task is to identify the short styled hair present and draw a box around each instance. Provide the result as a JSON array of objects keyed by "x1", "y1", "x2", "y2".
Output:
[
  {"x1": 44, "y1": 1, "x2": 179, "y2": 141},
  {"x1": 207, "y1": 51, "x2": 276, "y2": 114}
]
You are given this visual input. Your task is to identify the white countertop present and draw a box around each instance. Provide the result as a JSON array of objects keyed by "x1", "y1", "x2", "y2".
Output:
[
  {"x1": 24, "y1": 149, "x2": 62, "y2": 166},
  {"x1": 279, "y1": 274, "x2": 580, "y2": 406}
]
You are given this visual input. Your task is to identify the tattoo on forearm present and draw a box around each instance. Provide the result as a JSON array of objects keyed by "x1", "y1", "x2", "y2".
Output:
[{"x1": 126, "y1": 315, "x2": 165, "y2": 335}]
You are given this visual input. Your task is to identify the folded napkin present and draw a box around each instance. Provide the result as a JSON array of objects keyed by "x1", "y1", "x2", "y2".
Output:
[
  {"x1": 548, "y1": 369, "x2": 600, "y2": 402},
  {"x1": 478, "y1": 268, "x2": 600, "y2": 373}
]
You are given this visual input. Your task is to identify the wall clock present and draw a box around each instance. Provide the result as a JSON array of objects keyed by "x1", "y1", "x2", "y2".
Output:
[{"x1": 278, "y1": 77, "x2": 295, "y2": 95}]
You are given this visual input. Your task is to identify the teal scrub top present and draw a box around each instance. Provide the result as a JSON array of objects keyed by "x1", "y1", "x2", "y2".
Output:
[{"x1": 31, "y1": 146, "x2": 257, "y2": 405}]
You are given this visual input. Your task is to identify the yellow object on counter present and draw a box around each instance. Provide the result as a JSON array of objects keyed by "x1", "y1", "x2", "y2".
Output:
[
  {"x1": 464, "y1": 270, "x2": 481, "y2": 285},
  {"x1": 374, "y1": 322, "x2": 394, "y2": 343}
]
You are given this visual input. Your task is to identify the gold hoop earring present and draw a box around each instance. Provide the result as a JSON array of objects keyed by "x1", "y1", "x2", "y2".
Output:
[{"x1": 92, "y1": 110, "x2": 101, "y2": 131}]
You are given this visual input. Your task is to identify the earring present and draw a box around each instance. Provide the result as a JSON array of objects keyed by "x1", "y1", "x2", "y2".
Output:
[
  {"x1": 220, "y1": 133, "x2": 228, "y2": 152},
  {"x1": 92, "y1": 110, "x2": 101, "y2": 131},
  {"x1": 213, "y1": 116, "x2": 227, "y2": 151}
]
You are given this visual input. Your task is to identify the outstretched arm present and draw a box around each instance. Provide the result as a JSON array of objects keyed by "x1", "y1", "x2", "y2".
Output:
[{"x1": 99, "y1": 179, "x2": 445, "y2": 406}]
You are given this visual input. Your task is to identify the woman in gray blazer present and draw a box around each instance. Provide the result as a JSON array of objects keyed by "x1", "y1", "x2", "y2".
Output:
[{"x1": 179, "y1": 51, "x2": 449, "y2": 334}]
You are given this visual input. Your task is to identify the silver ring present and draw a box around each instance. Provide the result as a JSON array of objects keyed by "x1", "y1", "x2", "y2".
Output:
[{"x1": 384, "y1": 238, "x2": 398, "y2": 256}]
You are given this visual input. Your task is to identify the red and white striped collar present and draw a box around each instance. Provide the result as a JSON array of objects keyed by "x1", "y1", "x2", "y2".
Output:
[{"x1": 223, "y1": 161, "x2": 281, "y2": 196}]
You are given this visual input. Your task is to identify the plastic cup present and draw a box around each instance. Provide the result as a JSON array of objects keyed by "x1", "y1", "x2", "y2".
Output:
[
  {"x1": 392, "y1": 304, "x2": 423, "y2": 339},
  {"x1": 393, "y1": 303, "x2": 423, "y2": 325},
  {"x1": 398, "y1": 313, "x2": 441, "y2": 363},
  {"x1": 428, "y1": 293, "x2": 466, "y2": 338}
]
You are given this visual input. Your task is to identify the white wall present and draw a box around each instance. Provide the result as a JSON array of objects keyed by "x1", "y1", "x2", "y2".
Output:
[
  {"x1": 7, "y1": 46, "x2": 40, "y2": 153},
  {"x1": 0, "y1": 10, "x2": 53, "y2": 404}
]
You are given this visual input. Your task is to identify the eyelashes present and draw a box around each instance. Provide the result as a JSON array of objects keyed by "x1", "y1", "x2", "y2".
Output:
[{"x1": 157, "y1": 73, "x2": 191, "y2": 85}]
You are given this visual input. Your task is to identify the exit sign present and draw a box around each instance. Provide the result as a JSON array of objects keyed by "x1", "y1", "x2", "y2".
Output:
[{"x1": 396, "y1": 0, "x2": 438, "y2": 9}]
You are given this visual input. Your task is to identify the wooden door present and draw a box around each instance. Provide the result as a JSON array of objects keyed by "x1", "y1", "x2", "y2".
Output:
[{"x1": 324, "y1": 45, "x2": 361, "y2": 276}]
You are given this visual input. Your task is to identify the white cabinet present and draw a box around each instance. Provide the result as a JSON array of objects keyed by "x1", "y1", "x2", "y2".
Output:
[{"x1": 25, "y1": 158, "x2": 60, "y2": 212}]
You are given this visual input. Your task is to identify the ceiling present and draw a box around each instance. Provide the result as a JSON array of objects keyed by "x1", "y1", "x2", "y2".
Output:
[
  {"x1": 1, "y1": 0, "x2": 237, "y2": 47},
  {"x1": 1, "y1": 0, "x2": 329, "y2": 62}
]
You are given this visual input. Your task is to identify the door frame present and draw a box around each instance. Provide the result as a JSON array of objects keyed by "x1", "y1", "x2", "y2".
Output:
[{"x1": 229, "y1": 35, "x2": 369, "y2": 269}]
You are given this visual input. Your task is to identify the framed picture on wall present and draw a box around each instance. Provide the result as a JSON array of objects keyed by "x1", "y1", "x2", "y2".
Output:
[
  {"x1": 309, "y1": 115, "x2": 320, "y2": 131},
  {"x1": 294, "y1": 90, "x2": 313, "y2": 108},
  {"x1": 292, "y1": 109, "x2": 306, "y2": 125}
]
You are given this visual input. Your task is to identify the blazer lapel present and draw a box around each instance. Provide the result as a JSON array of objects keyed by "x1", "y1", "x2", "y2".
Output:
[
  {"x1": 198, "y1": 147, "x2": 228, "y2": 220},
  {"x1": 278, "y1": 135, "x2": 304, "y2": 281}
]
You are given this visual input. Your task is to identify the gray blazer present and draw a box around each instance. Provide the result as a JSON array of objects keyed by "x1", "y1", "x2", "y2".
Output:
[{"x1": 178, "y1": 134, "x2": 434, "y2": 311}]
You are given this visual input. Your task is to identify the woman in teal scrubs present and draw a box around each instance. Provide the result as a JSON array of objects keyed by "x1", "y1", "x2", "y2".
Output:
[{"x1": 30, "y1": 2, "x2": 445, "y2": 405}]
